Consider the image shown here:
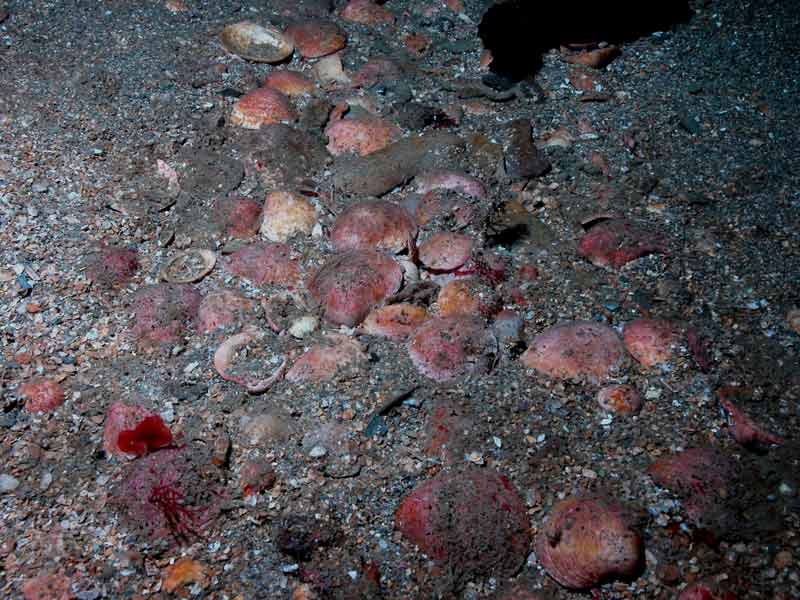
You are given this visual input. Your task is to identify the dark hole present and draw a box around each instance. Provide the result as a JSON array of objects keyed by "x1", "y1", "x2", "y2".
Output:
[{"x1": 478, "y1": 0, "x2": 692, "y2": 81}]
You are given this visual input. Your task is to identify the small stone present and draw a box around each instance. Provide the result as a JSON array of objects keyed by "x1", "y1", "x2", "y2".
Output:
[
  {"x1": 774, "y1": 550, "x2": 793, "y2": 570},
  {"x1": 504, "y1": 119, "x2": 550, "y2": 180},
  {"x1": 309, "y1": 446, "x2": 327, "y2": 458},
  {"x1": 0, "y1": 474, "x2": 20, "y2": 493}
]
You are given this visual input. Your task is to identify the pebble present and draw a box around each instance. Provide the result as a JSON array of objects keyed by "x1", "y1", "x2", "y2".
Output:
[{"x1": 0, "y1": 473, "x2": 20, "y2": 493}]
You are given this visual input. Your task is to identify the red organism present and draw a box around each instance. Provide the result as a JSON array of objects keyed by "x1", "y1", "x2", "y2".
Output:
[
  {"x1": 117, "y1": 415, "x2": 174, "y2": 457},
  {"x1": 110, "y1": 446, "x2": 227, "y2": 544}
]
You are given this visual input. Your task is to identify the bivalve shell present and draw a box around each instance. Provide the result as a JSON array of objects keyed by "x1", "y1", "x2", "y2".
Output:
[
  {"x1": 219, "y1": 21, "x2": 294, "y2": 63},
  {"x1": 535, "y1": 495, "x2": 643, "y2": 589}
]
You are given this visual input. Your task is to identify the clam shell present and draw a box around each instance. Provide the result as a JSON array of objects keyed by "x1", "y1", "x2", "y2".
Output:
[{"x1": 220, "y1": 21, "x2": 294, "y2": 63}]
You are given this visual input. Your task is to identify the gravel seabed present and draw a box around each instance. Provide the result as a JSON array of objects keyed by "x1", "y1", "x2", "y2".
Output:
[{"x1": 1, "y1": 0, "x2": 798, "y2": 598}]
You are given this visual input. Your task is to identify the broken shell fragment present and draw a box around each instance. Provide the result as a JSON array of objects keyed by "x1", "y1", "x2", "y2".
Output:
[
  {"x1": 578, "y1": 219, "x2": 667, "y2": 269},
  {"x1": 718, "y1": 387, "x2": 784, "y2": 449},
  {"x1": 307, "y1": 250, "x2": 402, "y2": 327},
  {"x1": 231, "y1": 87, "x2": 296, "y2": 129},
  {"x1": 260, "y1": 191, "x2": 317, "y2": 242},
  {"x1": 219, "y1": 21, "x2": 294, "y2": 63},
  {"x1": 286, "y1": 20, "x2": 347, "y2": 58},
  {"x1": 214, "y1": 329, "x2": 287, "y2": 393},
  {"x1": 520, "y1": 321, "x2": 626, "y2": 384},
  {"x1": 535, "y1": 495, "x2": 643, "y2": 589},
  {"x1": 623, "y1": 318, "x2": 681, "y2": 368},
  {"x1": 418, "y1": 232, "x2": 473, "y2": 272},
  {"x1": 361, "y1": 303, "x2": 429, "y2": 340},
  {"x1": 160, "y1": 249, "x2": 216, "y2": 283},
  {"x1": 331, "y1": 200, "x2": 416, "y2": 253},
  {"x1": 597, "y1": 384, "x2": 642, "y2": 415},
  {"x1": 408, "y1": 315, "x2": 498, "y2": 382}
]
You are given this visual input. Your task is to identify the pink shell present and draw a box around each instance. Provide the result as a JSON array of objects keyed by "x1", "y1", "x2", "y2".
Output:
[
  {"x1": 648, "y1": 447, "x2": 737, "y2": 526},
  {"x1": 214, "y1": 195, "x2": 263, "y2": 239},
  {"x1": 578, "y1": 219, "x2": 667, "y2": 269},
  {"x1": 520, "y1": 321, "x2": 626, "y2": 383},
  {"x1": 131, "y1": 284, "x2": 202, "y2": 350},
  {"x1": 418, "y1": 232, "x2": 473, "y2": 271},
  {"x1": 437, "y1": 277, "x2": 501, "y2": 318},
  {"x1": 285, "y1": 334, "x2": 366, "y2": 382},
  {"x1": 197, "y1": 290, "x2": 254, "y2": 334},
  {"x1": 231, "y1": 87, "x2": 296, "y2": 129},
  {"x1": 623, "y1": 318, "x2": 681, "y2": 367},
  {"x1": 223, "y1": 242, "x2": 302, "y2": 288},
  {"x1": 325, "y1": 115, "x2": 401, "y2": 156},
  {"x1": 414, "y1": 170, "x2": 487, "y2": 200},
  {"x1": 20, "y1": 378, "x2": 65, "y2": 413},
  {"x1": 408, "y1": 315, "x2": 497, "y2": 381},
  {"x1": 307, "y1": 250, "x2": 402, "y2": 327},
  {"x1": 331, "y1": 200, "x2": 416, "y2": 253},
  {"x1": 361, "y1": 303, "x2": 429, "y2": 340},
  {"x1": 535, "y1": 495, "x2": 643, "y2": 589}
]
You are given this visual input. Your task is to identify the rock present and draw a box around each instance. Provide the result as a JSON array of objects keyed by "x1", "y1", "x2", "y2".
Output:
[
  {"x1": 238, "y1": 124, "x2": 329, "y2": 189},
  {"x1": 333, "y1": 131, "x2": 463, "y2": 196},
  {"x1": 504, "y1": 119, "x2": 551, "y2": 180},
  {"x1": 0, "y1": 473, "x2": 20, "y2": 493}
]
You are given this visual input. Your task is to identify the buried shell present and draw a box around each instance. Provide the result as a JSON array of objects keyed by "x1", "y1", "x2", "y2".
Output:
[
  {"x1": 623, "y1": 318, "x2": 682, "y2": 368},
  {"x1": 219, "y1": 21, "x2": 294, "y2": 63},
  {"x1": 408, "y1": 315, "x2": 498, "y2": 382},
  {"x1": 395, "y1": 468, "x2": 531, "y2": 587},
  {"x1": 535, "y1": 495, "x2": 644, "y2": 589}
]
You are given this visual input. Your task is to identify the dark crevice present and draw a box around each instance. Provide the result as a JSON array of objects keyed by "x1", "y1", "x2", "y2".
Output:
[{"x1": 479, "y1": 0, "x2": 693, "y2": 80}]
